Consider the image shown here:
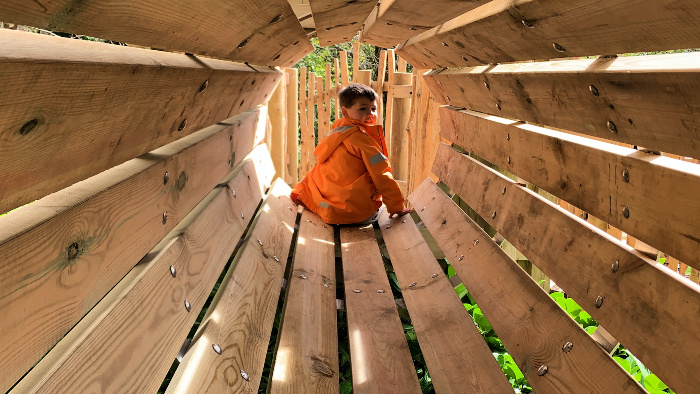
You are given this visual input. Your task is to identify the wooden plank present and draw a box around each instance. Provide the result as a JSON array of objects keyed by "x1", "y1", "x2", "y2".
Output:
[
  {"x1": 334, "y1": 58, "x2": 342, "y2": 120},
  {"x1": 166, "y1": 179, "x2": 298, "y2": 393},
  {"x1": 299, "y1": 67, "x2": 311, "y2": 176},
  {"x1": 432, "y1": 143, "x2": 700, "y2": 394},
  {"x1": 440, "y1": 107, "x2": 700, "y2": 270},
  {"x1": 310, "y1": 0, "x2": 377, "y2": 45},
  {"x1": 390, "y1": 84, "x2": 413, "y2": 99},
  {"x1": 10, "y1": 150, "x2": 270, "y2": 394},
  {"x1": 0, "y1": 111, "x2": 270, "y2": 393},
  {"x1": 353, "y1": 41, "x2": 361, "y2": 81},
  {"x1": 356, "y1": 70, "x2": 372, "y2": 86},
  {"x1": 396, "y1": 0, "x2": 700, "y2": 69},
  {"x1": 389, "y1": 73, "x2": 412, "y2": 180},
  {"x1": 340, "y1": 225, "x2": 421, "y2": 394},
  {"x1": 270, "y1": 78, "x2": 288, "y2": 181},
  {"x1": 409, "y1": 180, "x2": 644, "y2": 393},
  {"x1": 286, "y1": 68, "x2": 300, "y2": 183},
  {"x1": 360, "y1": 0, "x2": 489, "y2": 48},
  {"x1": 378, "y1": 211, "x2": 513, "y2": 393},
  {"x1": 269, "y1": 210, "x2": 339, "y2": 393},
  {"x1": 308, "y1": 71, "x2": 318, "y2": 155},
  {"x1": 316, "y1": 75, "x2": 329, "y2": 138},
  {"x1": 424, "y1": 53, "x2": 700, "y2": 158},
  {"x1": 0, "y1": 29, "x2": 281, "y2": 216},
  {"x1": 340, "y1": 51, "x2": 351, "y2": 86},
  {"x1": 0, "y1": 0, "x2": 312, "y2": 66},
  {"x1": 385, "y1": 49, "x2": 397, "y2": 156},
  {"x1": 377, "y1": 50, "x2": 387, "y2": 125},
  {"x1": 325, "y1": 62, "x2": 333, "y2": 131}
]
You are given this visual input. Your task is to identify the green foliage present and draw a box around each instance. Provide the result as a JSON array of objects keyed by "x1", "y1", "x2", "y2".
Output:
[{"x1": 613, "y1": 347, "x2": 674, "y2": 393}]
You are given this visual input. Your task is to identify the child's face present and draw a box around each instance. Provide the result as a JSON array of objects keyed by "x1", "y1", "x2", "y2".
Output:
[{"x1": 342, "y1": 97, "x2": 378, "y2": 125}]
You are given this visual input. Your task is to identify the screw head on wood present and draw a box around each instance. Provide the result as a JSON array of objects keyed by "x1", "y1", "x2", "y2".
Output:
[
  {"x1": 506, "y1": 133, "x2": 510, "y2": 141},
  {"x1": 273, "y1": 256, "x2": 280, "y2": 262},
  {"x1": 595, "y1": 295, "x2": 604, "y2": 308},
  {"x1": 612, "y1": 260, "x2": 620, "y2": 273},
  {"x1": 323, "y1": 283, "x2": 329, "y2": 288},
  {"x1": 232, "y1": 190, "x2": 237, "y2": 197},
  {"x1": 199, "y1": 80, "x2": 209, "y2": 93},
  {"x1": 622, "y1": 170, "x2": 630, "y2": 183},
  {"x1": 502, "y1": 187, "x2": 507, "y2": 195},
  {"x1": 402, "y1": 220, "x2": 406, "y2": 223},
  {"x1": 474, "y1": 239, "x2": 480, "y2": 246},
  {"x1": 496, "y1": 102, "x2": 502, "y2": 110},
  {"x1": 170, "y1": 265, "x2": 176, "y2": 278},
  {"x1": 377, "y1": 289, "x2": 385, "y2": 293},
  {"x1": 409, "y1": 282, "x2": 417, "y2": 287},
  {"x1": 353, "y1": 289, "x2": 362, "y2": 293},
  {"x1": 257, "y1": 239, "x2": 263, "y2": 246},
  {"x1": 298, "y1": 274, "x2": 307, "y2": 280},
  {"x1": 386, "y1": 225, "x2": 391, "y2": 229},
  {"x1": 507, "y1": 156, "x2": 511, "y2": 164},
  {"x1": 431, "y1": 273, "x2": 438, "y2": 278},
  {"x1": 492, "y1": 211, "x2": 497, "y2": 219},
  {"x1": 164, "y1": 171, "x2": 169, "y2": 185},
  {"x1": 212, "y1": 343, "x2": 222, "y2": 354},
  {"x1": 240, "y1": 212, "x2": 245, "y2": 219},
  {"x1": 162, "y1": 212, "x2": 168, "y2": 225},
  {"x1": 537, "y1": 365, "x2": 549, "y2": 376},
  {"x1": 607, "y1": 121, "x2": 618, "y2": 133},
  {"x1": 484, "y1": 81, "x2": 490, "y2": 90},
  {"x1": 562, "y1": 342, "x2": 573, "y2": 353},
  {"x1": 522, "y1": 20, "x2": 534, "y2": 28},
  {"x1": 622, "y1": 206, "x2": 630, "y2": 218},
  {"x1": 240, "y1": 370, "x2": 250, "y2": 381},
  {"x1": 184, "y1": 299, "x2": 191, "y2": 312},
  {"x1": 178, "y1": 118, "x2": 187, "y2": 131},
  {"x1": 458, "y1": 255, "x2": 464, "y2": 261},
  {"x1": 589, "y1": 85, "x2": 599, "y2": 97},
  {"x1": 553, "y1": 43, "x2": 565, "y2": 52}
]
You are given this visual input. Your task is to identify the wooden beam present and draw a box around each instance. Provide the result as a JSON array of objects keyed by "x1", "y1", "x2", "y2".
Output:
[
  {"x1": 424, "y1": 53, "x2": 700, "y2": 159},
  {"x1": 311, "y1": 0, "x2": 378, "y2": 45},
  {"x1": 0, "y1": 0, "x2": 312, "y2": 66},
  {"x1": 0, "y1": 29, "x2": 281, "y2": 216},
  {"x1": 269, "y1": 210, "x2": 338, "y2": 393},
  {"x1": 376, "y1": 50, "x2": 388, "y2": 125},
  {"x1": 286, "y1": 68, "x2": 300, "y2": 184},
  {"x1": 340, "y1": 225, "x2": 421, "y2": 393},
  {"x1": 269, "y1": 78, "x2": 288, "y2": 181},
  {"x1": 440, "y1": 107, "x2": 700, "y2": 270},
  {"x1": 166, "y1": 179, "x2": 298, "y2": 393},
  {"x1": 409, "y1": 180, "x2": 644, "y2": 393},
  {"x1": 0, "y1": 113, "x2": 270, "y2": 393},
  {"x1": 396, "y1": 0, "x2": 700, "y2": 68},
  {"x1": 340, "y1": 51, "x2": 351, "y2": 86},
  {"x1": 378, "y1": 211, "x2": 513, "y2": 393},
  {"x1": 352, "y1": 41, "x2": 361, "y2": 81},
  {"x1": 389, "y1": 72, "x2": 412, "y2": 180},
  {"x1": 10, "y1": 151, "x2": 269, "y2": 393},
  {"x1": 432, "y1": 143, "x2": 700, "y2": 394},
  {"x1": 360, "y1": 0, "x2": 488, "y2": 48},
  {"x1": 298, "y1": 67, "x2": 311, "y2": 176}
]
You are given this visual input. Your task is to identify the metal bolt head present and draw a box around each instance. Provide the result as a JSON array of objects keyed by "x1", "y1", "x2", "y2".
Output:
[
  {"x1": 162, "y1": 212, "x2": 168, "y2": 225},
  {"x1": 507, "y1": 156, "x2": 511, "y2": 164},
  {"x1": 257, "y1": 239, "x2": 263, "y2": 246},
  {"x1": 589, "y1": 85, "x2": 600, "y2": 97},
  {"x1": 612, "y1": 260, "x2": 620, "y2": 273},
  {"x1": 458, "y1": 255, "x2": 464, "y2": 261},
  {"x1": 199, "y1": 80, "x2": 209, "y2": 93},
  {"x1": 323, "y1": 283, "x2": 329, "y2": 288},
  {"x1": 386, "y1": 225, "x2": 391, "y2": 229},
  {"x1": 562, "y1": 341, "x2": 573, "y2": 353},
  {"x1": 502, "y1": 187, "x2": 507, "y2": 195},
  {"x1": 622, "y1": 170, "x2": 630, "y2": 183},
  {"x1": 553, "y1": 42, "x2": 565, "y2": 52},
  {"x1": 170, "y1": 265, "x2": 176, "y2": 278},
  {"x1": 164, "y1": 171, "x2": 169, "y2": 185},
  {"x1": 353, "y1": 289, "x2": 362, "y2": 293},
  {"x1": 496, "y1": 102, "x2": 502, "y2": 110},
  {"x1": 377, "y1": 289, "x2": 385, "y2": 293},
  {"x1": 474, "y1": 239, "x2": 480, "y2": 246},
  {"x1": 537, "y1": 365, "x2": 548, "y2": 376},
  {"x1": 240, "y1": 370, "x2": 250, "y2": 381},
  {"x1": 522, "y1": 20, "x2": 534, "y2": 28},
  {"x1": 178, "y1": 118, "x2": 187, "y2": 131},
  {"x1": 622, "y1": 206, "x2": 630, "y2": 219},
  {"x1": 492, "y1": 211, "x2": 497, "y2": 219},
  {"x1": 409, "y1": 282, "x2": 417, "y2": 287},
  {"x1": 431, "y1": 273, "x2": 438, "y2": 278},
  {"x1": 273, "y1": 256, "x2": 280, "y2": 262},
  {"x1": 402, "y1": 220, "x2": 406, "y2": 223},
  {"x1": 595, "y1": 295, "x2": 604, "y2": 308},
  {"x1": 184, "y1": 299, "x2": 191, "y2": 312},
  {"x1": 212, "y1": 343, "x2": 222, "y2": 354},
  {"x1": 484, "y1": 81, "x2": 490, "y2": 90},
  {"x1": 240, "y1": 212, "x2": 245, "y2": 219},
  {"x1": 298, "y1": 274, "x2": 308, "y2": 280},
  {"x1": 421, "y1": 207, "x2": 425, "y2": 211},
  {"x1": 607, "y1": 120, "x2": 618, "y2": 133},
  {"x1": 506, "y1": 133, "x2": 510, "y2": 141},
  {"x1": 232, "y1": 190, "x2": 236, "y2": 197}
]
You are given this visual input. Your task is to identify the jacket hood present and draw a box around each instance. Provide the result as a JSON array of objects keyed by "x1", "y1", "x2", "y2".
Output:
[{"x1": 314, "y1": 118, "x2": 369, "y2": 163}]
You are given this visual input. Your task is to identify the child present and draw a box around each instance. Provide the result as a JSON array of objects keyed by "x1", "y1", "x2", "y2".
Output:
[{"x1": 291, "y1": 83, "x2": 412, "y2": 225}]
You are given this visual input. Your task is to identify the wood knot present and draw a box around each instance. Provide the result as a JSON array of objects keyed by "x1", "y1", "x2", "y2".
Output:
[
  {"x1": 19, "y1": 118, "x2": 40, "y2": 135},
  {"x1": 177, "y1": 171, "x2": 187, "y2": 191},
  {"x1": 67, "y1": 242, "x2": 80, "y2": 260},
  {"x1": 311, "y1": 357, "x2": 335, "y2": 377}
]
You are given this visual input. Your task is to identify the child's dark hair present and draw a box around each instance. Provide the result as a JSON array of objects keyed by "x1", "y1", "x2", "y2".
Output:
[{"x1": 338, "y1": 83, "x2": 377, "y2": 108}]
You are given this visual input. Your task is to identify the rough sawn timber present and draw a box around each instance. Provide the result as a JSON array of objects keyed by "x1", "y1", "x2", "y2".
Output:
[
  {"x1": 410, "y1": 180, "x2": 645, "y2": 394},
  {"x1": 311, "y1": 0, "x2": 379, "y2": 45},
  {"x1": 433, "y1": 143, "x2": 700, "y2": 394}
]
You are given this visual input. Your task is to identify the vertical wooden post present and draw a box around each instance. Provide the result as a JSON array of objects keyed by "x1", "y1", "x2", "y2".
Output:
[
  {"x1": 377, "y1": 50, "x2": 387, "y2": 127},
  {"x1": 325, "y1": 62, "x2": 333, "y2": 129},
  {"x1": 307, "y1": 71, "x2": 317, "y2": 167},
  {"x1": 356, "y1": 70, "x2": 372, "y2": 86},
  {"x1": 390, "y1": 72, "x2": 412, "y2": 180},
  {"x1": 397, "y1": 56, "x2": 407, "y2": 73},
  {"x1": 316, "y1": 75, "x2": 327, "y2": 139},
  {"x1": 334, "y1": 57, "x2": 341, "y2": 120},
  {"x1": 385, "y1": 49, "x2": 396, "y2": 157},
  {"x1": 340, "y1": 51, "x2": 350, "y2": 86},
  {"x1": 286, "y1": 68, "x2": 299, "y2": 184},
  {"x1": 299, "y1": 67, "x2": 310, "y2": 176},
  {"x1": 352, "y1": 41, "x2": 361, "y2": 82},
  {"x1": 269, "y1": 75, "x2": 287, "y2": 181}
]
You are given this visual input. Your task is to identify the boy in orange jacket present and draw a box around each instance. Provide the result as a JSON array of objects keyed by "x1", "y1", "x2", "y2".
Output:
[{"x1": 291, "y1": 83, "x2": 412, "y2": 225}]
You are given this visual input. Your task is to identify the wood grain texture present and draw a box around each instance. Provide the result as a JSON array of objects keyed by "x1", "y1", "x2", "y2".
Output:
[
  {"x1": 377, "y1": 211, "x2": 513, "y2": 393},
  {"x1": 340, "y1": 225, "x2": 421, "y2": 394},
  {"x1": 360, "y1": 0, "x2": 488, "y2": 48},
  {"x1": 440, "y1": 107, "x2": 700, "y2": 269},
  {"x1": 286, "y1": 69, "x2": 300, "y2": 183},
  {"x1": 409, "y1": 180, "x2": 644, "y2": 394},
  {"x1": 269, "y1": 210, "x2": 339, "y2": 393},
  {"x1": 310, "y1": 0, "x2": 378, "y2": 45},
  {"x1": 432, "y1": 144, "x2": 700, "y2": 394},
  {"x1": 10, "y1": 150, "x2": 270, "y2": 394},
  {"x1": 424, "y1": 53, "x2": 700, "y2": 158},
  {"x1": 0, "y1": 0, "x2": 312, "y2": 66},
  {"x1": 166, "y1": 179, "x2": 297, "y2": 394},
  {"x1": 0, "y1": 111, "x2": 269, "y2": 394},
  {"x1": 396, "y1": 0, "x2": 700, "y2": 68},
  {"x1": 0, "y1": 29, "x2": 281, "y2": 215}
]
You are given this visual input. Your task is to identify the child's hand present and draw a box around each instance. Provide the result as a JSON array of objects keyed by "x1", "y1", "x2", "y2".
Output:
[{"x1": 389, "y1": 207, "x2": 414, "y2": 218}]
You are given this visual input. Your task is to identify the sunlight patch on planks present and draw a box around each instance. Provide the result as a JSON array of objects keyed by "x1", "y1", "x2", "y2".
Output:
[
  {"x1": 410, "y1": 180, "x2": 645, "y2": 393},
  {"x1": 432, "y1": 143, "x2": 700, "y2": 394}
]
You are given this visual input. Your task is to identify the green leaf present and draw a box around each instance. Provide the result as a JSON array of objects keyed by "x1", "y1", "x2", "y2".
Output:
[
  {"x1": 447, "y1": 266, "x2": 456, "y2": 278},
  {"x1": 340, "y1": 380, "x2": 353, "y2": 394},
  {"x1": 643, "y1": 374, "x2": 668, "y2": 391},
  {"x1": 455, "y1": 283, "x2": 469, "y2": 300},
  {"x1": 472, "y1": 307, "x2": 493, "y2": 333},
  {"x1": 614, "y1": 357, "x2": 632, "y2": 374}
]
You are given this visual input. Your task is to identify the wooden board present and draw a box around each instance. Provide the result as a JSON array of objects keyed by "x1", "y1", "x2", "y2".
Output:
[
  {"x1": 432, "y1": 143, "x2": 700, "y2": 394},
  {"x1": 286, "y1": 68, "x2": 300, "y2": 183},
  {"x1": 10, "y1": 151, "x2": 268, "y2": 393},
  {"x1": 0, "y1": 111, "x2": 270, "y2": 394},
  {"x1": 0, "y1": 0, "x2": 312, "y2": 66},
  {"x1": 389, "y1": 72, "x2": 412, "y2": 180},
  {"x1": 410, "y1": 180, "x2": 644, "y2": 393},
  {"x1": 360, "y1": 0, "x2": 488, "y2": 48},
  {"x1": 377, "y1": 211, "x2": 513, "y2": 393},
  {"x1": 440, "y1": 107, "x2": 700, "y2": 270},
  {"x1": 269, "y1": 210, "x2": 339, "y2": 393},
  {"x1": 424, "y1": 53, "x2": 700, "y2": 159},
  {"x1": 396, "y1": 0, "x2": 700, "y2": 68},
  {"x1": 340, "y1": 225, "x2": 421, "y2": 394},
  {"x1": 166, "y1": 179, "x2": 298, "y2": 393},
  {"x1": 270, "y1": 78, "x2": 288, "y2": 181},
  {"x1": 0, "y1": 29, "x2": 280, "y2": 215},
  {"x1": 310, "y1": 0, "x2": 378, "y2": 45}
]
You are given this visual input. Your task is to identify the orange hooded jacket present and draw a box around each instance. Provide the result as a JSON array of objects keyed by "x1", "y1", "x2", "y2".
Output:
[{"x1": 291, "y1": 117, "x2": 404, "y2": 224}]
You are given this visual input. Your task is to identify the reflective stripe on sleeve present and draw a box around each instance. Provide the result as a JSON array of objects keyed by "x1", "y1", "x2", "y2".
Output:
[
  {"x1": 319, "y1": 202, "x2": 330, "y2": 208},
  {"x1": 330, "y1": 125, "x2": 354, "y2": 134},
  {"x1": 369, "y1": 153, "x2": 388, "y2": 165}
]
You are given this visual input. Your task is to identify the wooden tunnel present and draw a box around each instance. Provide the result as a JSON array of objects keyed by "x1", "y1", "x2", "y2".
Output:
[{"x1": 0, "y1": 0, "x2": 699, "y2": 393}]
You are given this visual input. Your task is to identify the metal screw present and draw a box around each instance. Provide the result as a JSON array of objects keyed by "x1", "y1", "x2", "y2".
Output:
[
  {"x1": 462, "y1": 56, "x2": 468, "y2": 62},
  {"x1": 257, "y1": 239, "x2": 263, "y2": 246},
  {"x1": 386, "y1": 225, "x2": 391, "y2": 229},
  {"x1": 492, "y1": 211, "x2": 497, "y2": 219},
  {"x1": 522, "y1": 20, "x2": 534, "y2": 28},
  {"x1": 537, "y1": 365, "x2": 548, "y2": 376},
  {"x1": 622, "y1": 206, "x2": 630, "y2": 219},
  {"x1": 164, "y1": 171, "x2": 169, "y2": 184},
  {"x1": 458, "y1": 255, "x2": 464, "y2": 261},
  {"x1": 299, "y1": 274, "x2": 307, "y2": 280},
  {"x1": 496, "y1": 102, "x2": 502, "y2": 110},
  {"x1": 507, "y1": 156, "x2": 511, "y2": 164},
  {"x1": 273, "y1": 256, "x2": 280, "y2": 262},
  {"x1": 622, "y1": 170, "x2": 629, "y2": 183},
  {"x1": 506, "y1": 133, "x2": 510, "y2": 141},
  {"x1": 589, "y1": 85, "x2": 599, "y2": 97},
  {"x1": 409, "y1": 282, "x2": 417, "y2": 287},
  {"x1": 240, "y1": 370, "x2": 250, "y2": 381},
  {"x1": 595, "y1": 295, "x2": 604, "y2": 308},
  {"x1": 184, "y1": 299, "x2": 191, "y2": 312},
  {"x1": 502, "y1": 187, "x2": 507, "y2": 195},
  {"x1": 230, "y1": 134, "x2": 233, "y2": 141},
  {"x1": 612, "y1": 260, "x2": 620, "y2": 273},
  {"x1": 323, "y1": 283, "x2": 329, "y2": 288},
  {"x1": 178, "y1": 118, "x2": 187, "y2": 131},
  {"x1": 562, "y1": 342, "x2": 573, "y2": 353},
  {"x1": 199, "y1": 80, "x2": 209, "y2": 93},
  {"x1": 232, "y1": 190, "x2": 237, "y2": 197},
  {"x1": 484, "y1": 81, "x2": 490, "y2": 90},
  {"x1": 553, "y1": 43, "x2": 565, "y2": 52},
  {"x1": 241, "y1": 212, "x2": 245, "y2": 219},
  {"x1": 431, "y1": 273, "x2": 438, "y2": 278},
  {"x1": 607, "y1": 121, "x2": 618, "y2": 133},
  {"x1": 212, "y1": 343, "x2": 222, "y2": 354},
  {"x1": 474, "y1": 239, "x2": 480, "y2": 246},
  {"x1": 353, "y1": 289, "x2": 362, "y2": 293},
  {"x1": 421, "y1": 207, "x2": 425, "y2": 212},
  {"x1": 162, "y1": 212, "x2": 168, "y2": 225},
  {"x1": 170, "y1": 265, "x2": 176, "y2": 278},
  {"x1": 402, "y1": 220, "x2": 406, "y2": 223},
  {"x1": 377, "y1": 289, "x2": 385, "y2": 293}
]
